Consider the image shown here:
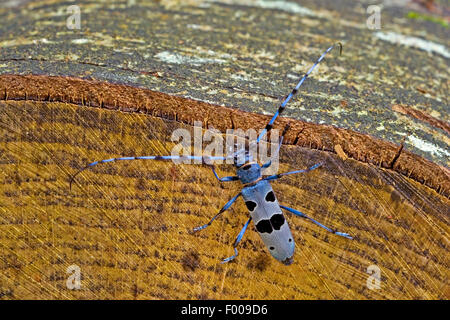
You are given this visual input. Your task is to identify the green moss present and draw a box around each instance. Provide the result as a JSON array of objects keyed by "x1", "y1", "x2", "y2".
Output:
[{"x1": 407, "y1": 11, "x2": 448, "y2": 28}]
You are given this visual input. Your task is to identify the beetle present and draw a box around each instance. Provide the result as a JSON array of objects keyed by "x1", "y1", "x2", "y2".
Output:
[{"x1": 70, "y1": 43, "x2": 352, "y2": 265}]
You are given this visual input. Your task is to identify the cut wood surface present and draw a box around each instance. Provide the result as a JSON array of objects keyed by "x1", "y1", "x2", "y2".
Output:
[
  {"x1": 0, "y1": 0, "x2": 449, "y2": 300},
  {"x1": 0, "y1": 100, "x2": 448, "y2": 299},
  {"x1": 0, "y1": 0, "x2": 448, "y2": 167}
]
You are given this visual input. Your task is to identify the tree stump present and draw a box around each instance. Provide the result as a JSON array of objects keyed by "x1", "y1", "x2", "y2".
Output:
[{"x1": 0, "y1": 0, "x2": 448, "y2": 299}]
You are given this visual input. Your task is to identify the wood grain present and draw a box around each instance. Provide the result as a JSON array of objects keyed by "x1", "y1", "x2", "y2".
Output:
[
  {"x1": 1, "y1": 100, "x2": 448, "y2": 299},
  {"x1": 1, "y1": 74, "x2": 448, "y2": 198},
  {"x1": 0, "y1": 0, "x2": 448, "y2": 169}
]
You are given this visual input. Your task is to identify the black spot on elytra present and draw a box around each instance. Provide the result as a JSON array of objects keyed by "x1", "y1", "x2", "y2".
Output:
[
  {"x1": 256, "y1": 219, "x2": 273, "y2": 234},
  {"x1": 269, "y1": 246, "x2": 275, "y2": 250},
  {"x1": 242, "y1": 164, "x2": 251, "y2": 170},
  {"x1": 265, "y1": 191, "x2": 276, "y2": 202},
  {"x1": 270, "y1": 214, "x2": 285, "y2": 230},
  {"x1": 245, "y1": 201, "x2": 257, "y2": 211}
]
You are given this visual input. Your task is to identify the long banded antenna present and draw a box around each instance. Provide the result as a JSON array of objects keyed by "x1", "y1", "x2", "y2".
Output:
[{"x1": 256, "y1": 42, "x2": 342, "y2": 144}]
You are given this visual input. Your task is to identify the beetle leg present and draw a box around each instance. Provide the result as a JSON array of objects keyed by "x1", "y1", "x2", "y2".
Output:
[
  {"x1": 191, "y1": 192, "x2": 241, "y2": 233},
  {"x1": 222, "y1": 217, "x2": 252, "y2": 263},
  {"x1": 209, "y1": 164, "x2": 239, "y2": 182},
  {"x1": 281, "y1": 205, "x2": 352, "y2": 239},
  {"x1": 263, "y1": 162, "x2": 323, "y2": 181}
]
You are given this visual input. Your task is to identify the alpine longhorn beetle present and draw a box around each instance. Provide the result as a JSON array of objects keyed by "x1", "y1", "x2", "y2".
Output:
[{"x1": 70, "y1": 43, "x2": 352, "y2": 265}]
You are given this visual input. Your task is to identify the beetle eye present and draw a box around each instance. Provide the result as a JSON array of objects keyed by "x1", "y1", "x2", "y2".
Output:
[{"x1": 242, "y1": 165, "x2": 251, "y2": 170}]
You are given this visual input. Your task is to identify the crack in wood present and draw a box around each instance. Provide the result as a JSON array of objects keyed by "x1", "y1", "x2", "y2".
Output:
[{"x1": 390, "y1": 136, "x2": 407, "y2": 169}]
